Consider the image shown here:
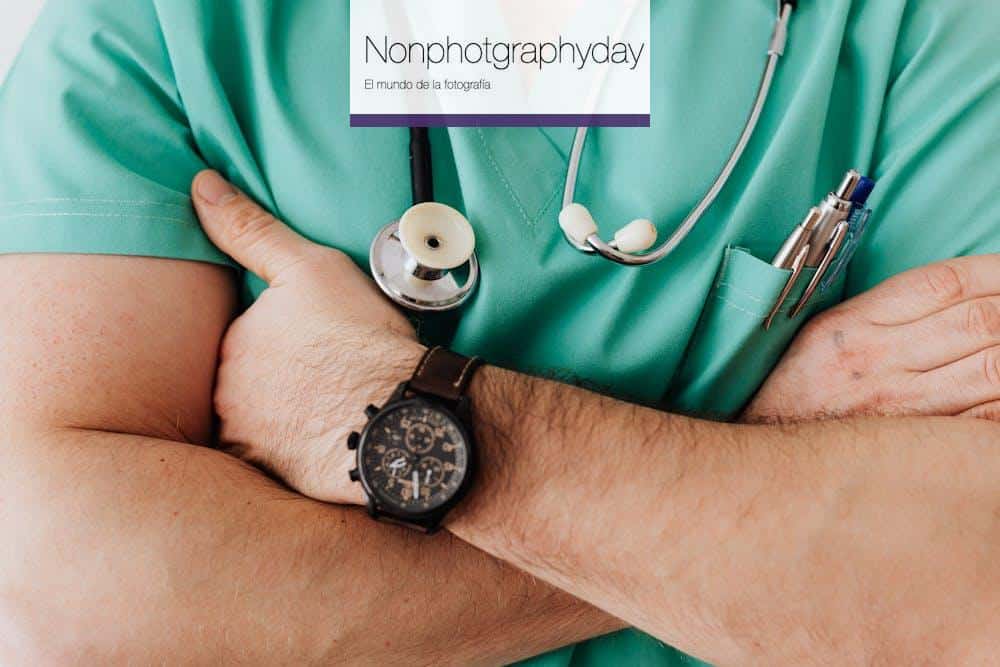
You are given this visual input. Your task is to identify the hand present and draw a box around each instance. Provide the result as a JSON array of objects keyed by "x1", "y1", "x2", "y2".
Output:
[
  {"x1": 192, "y1": 170, "x2": 425, "y2": 504},
  {"x1": 746, "y1": 255, "x2": 1000, "y2": 422}
]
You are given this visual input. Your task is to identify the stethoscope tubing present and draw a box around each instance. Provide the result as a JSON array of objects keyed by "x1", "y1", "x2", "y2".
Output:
[
  {"x1": 561, "y1": 1, "x2": 796, "y2": 266},
  {"x1": 410, "y1": 128, "x2": 435, "y2": 204}
]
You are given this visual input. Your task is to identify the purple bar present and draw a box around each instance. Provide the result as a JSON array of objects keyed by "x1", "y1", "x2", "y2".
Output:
[{"x1": 350, "y1": 114, "x2": 650, "y2": 128}]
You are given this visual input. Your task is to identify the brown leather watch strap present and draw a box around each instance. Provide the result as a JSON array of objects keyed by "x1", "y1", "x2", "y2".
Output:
[{"x1": 408, "y1": 346, "x2": 483, "y2": 403}]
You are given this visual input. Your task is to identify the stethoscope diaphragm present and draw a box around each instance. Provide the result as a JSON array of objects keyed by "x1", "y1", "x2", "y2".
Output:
[{"x1": 370, "y1": 202, "x2": 479, "y2": 312}]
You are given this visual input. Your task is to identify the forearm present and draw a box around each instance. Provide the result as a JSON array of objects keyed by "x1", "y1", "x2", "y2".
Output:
[
  {"x1": 0, "y1": 425, "x2": 617, "y2": 665},
  {"x1": 448, "y1": 365, "x2": 1000, "y2": 664}
]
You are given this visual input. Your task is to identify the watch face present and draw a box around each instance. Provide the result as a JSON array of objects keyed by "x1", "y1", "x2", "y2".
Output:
[{"x1": 359, "y1": 399, "x2": 470, "y2": 515}]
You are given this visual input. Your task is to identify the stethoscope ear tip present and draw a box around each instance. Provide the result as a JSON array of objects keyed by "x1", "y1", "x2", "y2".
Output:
[
  {"x1": 559, "y1": 203, "x2": 599, "y2": 248},
  {"x1": 614, "y1": 219, "x2": 657, "y2": 253}
]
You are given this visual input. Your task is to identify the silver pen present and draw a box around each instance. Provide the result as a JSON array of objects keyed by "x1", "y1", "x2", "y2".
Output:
[
  {"x1": 789, "y1": 171, "x2": 865, "y2": 316},
  {"x1": 802, "y1": 170, "x2": 861, "y2": 267},
  {"x1": 764, "y1": 170, "x2": 870, "y2": 328},
  {"x1": 771, "y1": 206, "x2": 821, "y2": 269},
  {"x1": 763, "y1": 207, "x2": 820, "y2": 329}
]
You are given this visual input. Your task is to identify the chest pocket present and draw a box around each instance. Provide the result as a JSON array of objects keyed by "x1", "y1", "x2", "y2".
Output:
[{"x1": 667, "y1": 246, "x2": 842, "y2": 420}]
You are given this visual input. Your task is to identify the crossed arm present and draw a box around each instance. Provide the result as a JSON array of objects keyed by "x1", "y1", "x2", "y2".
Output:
[
  {"x1": 451, "y1": 365, "x2": 1000, "y2": 664},
  {"x1": 0, "y1": 255, "x2": 619, "y2": 665},
  {"x1": 2, "y1": 174, "x2": 1000, "y2": 665}
]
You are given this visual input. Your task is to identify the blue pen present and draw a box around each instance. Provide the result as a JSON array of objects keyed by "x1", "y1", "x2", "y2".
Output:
[
  {"x1": 850, "y1": 176, "x2": 875, "y2": 207},
  {"x1": 815, "y1": 176, "x2": 876, "y2": 293}
]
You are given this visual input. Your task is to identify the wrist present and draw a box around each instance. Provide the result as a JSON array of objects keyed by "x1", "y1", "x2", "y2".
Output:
[
  {"x1": 344, "y1": 343, "x2": 492, "y2": 527},
  {"x1": 322, "y1": 336, "x2": 427, "y2": 507},
  {"x1": 363, "y1": 335, "x2": 427, "y2": 405},
  {"x1": 377, "y1": 337, "x2": 428, "y2": 391},
  {"x1": 444, "y1": 364, "x2": 549, "y2": 540}
]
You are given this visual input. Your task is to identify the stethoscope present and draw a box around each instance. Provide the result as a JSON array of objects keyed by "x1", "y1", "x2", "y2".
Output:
[
  {"x1": 370, "y1": 128, "x2": 479, "y2": 312},
  {"x1": 370, "y1": 1, "x2": 797, "y2": 312}
]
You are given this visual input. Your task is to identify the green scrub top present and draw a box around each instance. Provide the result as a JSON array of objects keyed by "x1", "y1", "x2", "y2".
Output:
[{"x1": 2, "y1": 0, "x2": 998, "y2": 664}]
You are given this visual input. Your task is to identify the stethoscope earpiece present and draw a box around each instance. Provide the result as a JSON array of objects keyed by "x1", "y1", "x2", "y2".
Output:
[
  {"x1": 559, "y1": 203, "x2": 658, "y2": 255},
  {"x1": 558, "y1": 203, "x2": 599, "y2": 251},
  {"x1": 613, "y1": 218, "x2": 658, "y2": 254},
  {"x1": 370, "y1": 203, "x2": 479, "y2": 313}
]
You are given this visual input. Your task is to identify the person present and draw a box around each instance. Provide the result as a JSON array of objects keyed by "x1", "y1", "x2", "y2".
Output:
[{"x1": 0, "y1": 1, "x2": 998, "y2": 664}]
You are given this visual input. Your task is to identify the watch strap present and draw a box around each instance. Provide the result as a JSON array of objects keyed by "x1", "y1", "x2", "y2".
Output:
[
  {"x1": 369, "y1": 505, "x2": 442, "y2": 534},
  {"x1": 408, "y1": 346, "x2": 483, "y2": 403}
]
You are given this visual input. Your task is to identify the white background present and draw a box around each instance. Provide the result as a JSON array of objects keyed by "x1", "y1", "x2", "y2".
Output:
[
  {"x1": 351, "y1": 0, "x2": 650, "y2": 118},
  {"x1": 1, "y1": 0, "x2": 45, "y2": 83}
]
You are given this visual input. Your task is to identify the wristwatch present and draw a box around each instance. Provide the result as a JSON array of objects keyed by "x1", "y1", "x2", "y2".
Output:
[{"x1": 347, "y1": 346, "x2": 483, "y2": 533}]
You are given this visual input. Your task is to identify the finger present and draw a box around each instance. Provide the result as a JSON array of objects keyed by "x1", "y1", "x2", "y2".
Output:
[
  {"x1": 910, "y1": 343, "x2": 1000, "y2": 415},
  {"x1": 844, "y1": 255, "x2": 1000, "y2": 326},
  {"x1": 192, "y1": 170, "x2": 315, "y2": 284},
  {"x1": 890, "y1": 295, "x2": 1000, "y2": 372}
]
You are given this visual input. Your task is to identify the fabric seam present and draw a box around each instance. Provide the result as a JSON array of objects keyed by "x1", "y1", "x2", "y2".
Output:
[
  {"x1": 0, "y1": 198, "x2": 191, "y2": 210},
  {"x1": 0, "y1": 212, "x2": 198, "y2": 227}
]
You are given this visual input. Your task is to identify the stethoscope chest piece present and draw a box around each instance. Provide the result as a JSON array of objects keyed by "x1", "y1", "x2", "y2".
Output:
[{"x1": 370, "y1": 202, "x2": 479, "y2": 312}]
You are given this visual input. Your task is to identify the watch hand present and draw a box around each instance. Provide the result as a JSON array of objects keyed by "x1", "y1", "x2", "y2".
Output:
[{"x1": 412, "y1": 470, "x2": 420, "y2": 500}]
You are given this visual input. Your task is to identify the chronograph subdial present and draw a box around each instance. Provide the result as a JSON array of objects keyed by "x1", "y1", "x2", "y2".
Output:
[
  {"x1": 380, "y1": 448, "x2": 414, "y2": 479},
  {"x1": 416, "y1": 457, "x2": 444, "y2": 488},
  {"x1": 403, "y1": 420, "x2": 437, "y2": 454}
]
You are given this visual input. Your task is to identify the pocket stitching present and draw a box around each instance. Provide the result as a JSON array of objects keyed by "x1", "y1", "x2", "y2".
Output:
[
  {"x1": 715, "y1": 288, "x2": 839, "y2": 320},
  {"x1": 715, "y1": 280, "x2": 772, "y2": 305}
]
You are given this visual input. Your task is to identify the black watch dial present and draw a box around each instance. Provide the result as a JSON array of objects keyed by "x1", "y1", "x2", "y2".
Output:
[{"x1": 359, "y1": 399, "x2": 470, "y2": 515}]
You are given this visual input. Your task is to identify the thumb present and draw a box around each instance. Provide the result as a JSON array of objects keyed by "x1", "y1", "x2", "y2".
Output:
[{"x1": 192, "y1": 170, "x2": 314, "y2": 284}]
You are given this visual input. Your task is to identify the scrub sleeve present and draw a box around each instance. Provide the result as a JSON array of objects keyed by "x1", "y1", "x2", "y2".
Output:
[{"x1": 0, "y1": 0, "x2": 230, "y2": 266}]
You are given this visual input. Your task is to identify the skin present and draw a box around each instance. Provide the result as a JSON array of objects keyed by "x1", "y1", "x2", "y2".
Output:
[
  {"x1": 0, "y1": 170, "x2": 997, "y2": 664},
  {"x1": 187, "y1": 172, "x2": 1000, "y2": 665},
  {"x1": 0, "y1": 193, "x2": 620, "y2": 664},
  {"x1": 449, "y1": 373, "x2": 1000, "y2": 664},
  {"x1": 746, "y1": 262, "x2": 1000, "y2": 422}
]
